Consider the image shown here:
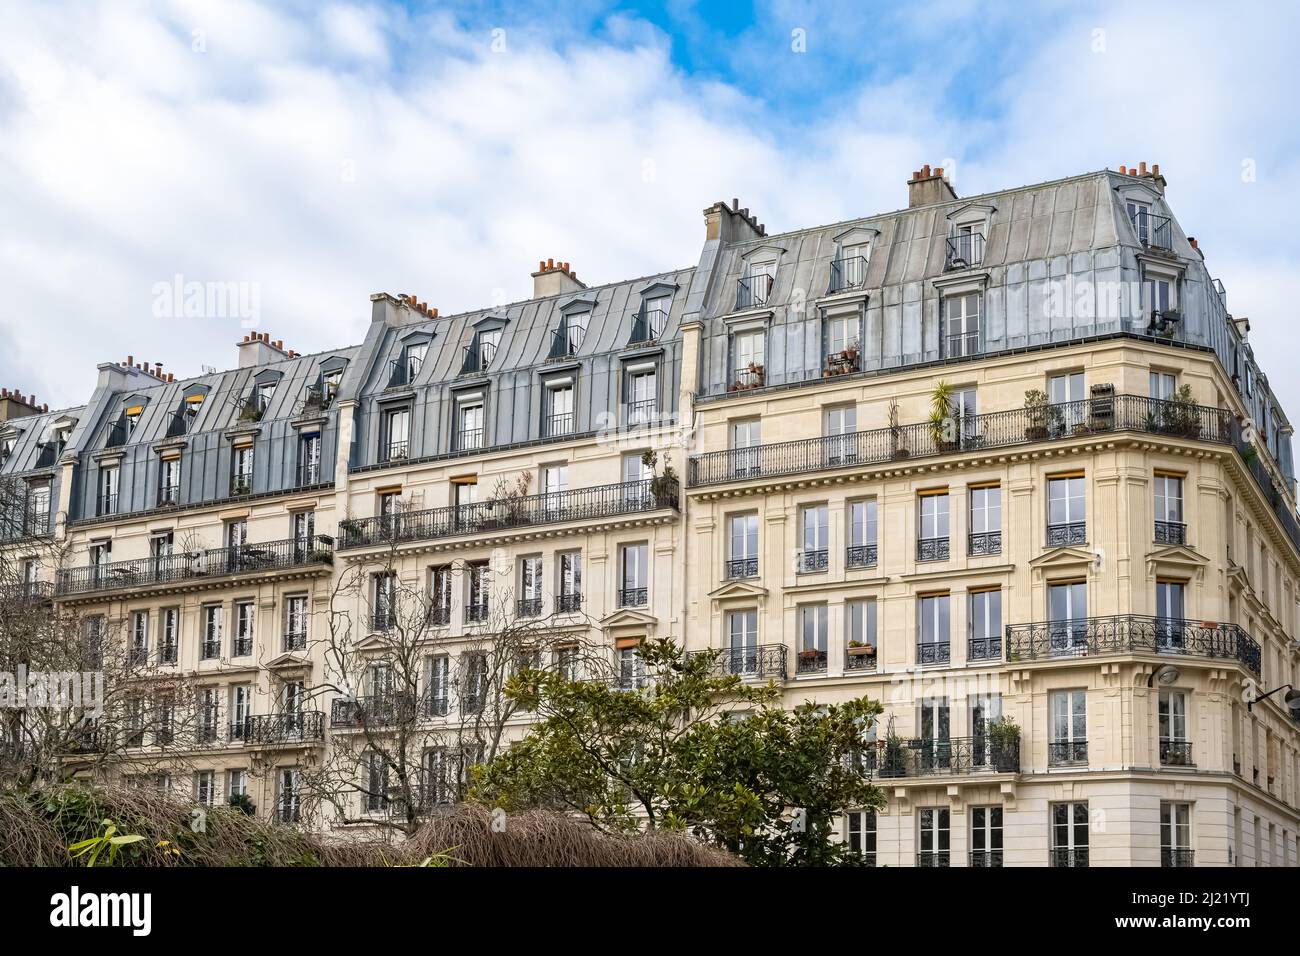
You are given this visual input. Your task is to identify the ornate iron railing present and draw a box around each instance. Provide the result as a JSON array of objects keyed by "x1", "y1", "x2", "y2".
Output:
[
  {"x1": 618, "y1": 587, "x2": 648, "y2": 608},
  {"x1": 1005, "y1": 615, "x2": 1261, "y2": 677},
  {"x1": 917, "y1": 641, "x2": 951, "y2": 665},
  {"x1": 516, "y1": 597, "x2": 542, "y2": 618},
  {"x1": 1047, "y1": 521, "x2": 1086, "y2": 546},
  {"x1": 917, "y1": 537, "x2": 949, "y2": 562},
  {"x1": 692, "y1": 644, "x2": 788, "y2": 681},
  {"x1": 845, "y1": 647, "x2": 877, "y2": 671},
  {"x1": 55, "y1": 536, "x2": 334, "y2": 596},
  {"x1": 1160, "y1": 740, "x2": 1194, "y2": 766},
  {"x1": 797, "y1": 549, "x2": 828, "y2": 572},
  {"x1": 725, "y1": 557, "x2": 758, "y2": 579},
  {"x1": 870, "y1": 735, "x2": 1020, "y2": 777},
  {"x1": 1154, "y1": 520, "x2": 1186, "y2": 545},
  {"x1": 238, "y1": 712, "x2": 325, "y2": 744},
  {"x1": 557, "y1": 593, "x2": 583, "y2": 613},
  {"x1": 796, "y1": 649, "x2": 827, "y2": 674},
  {"x1": 968, "y1": 531, "x2": 1001, "y2": 556},
  {"x1": 946, "y1": 231, "x2": 984, "y2": 269},
  {"x1": 829, "y1": 255, "x2": 869, "y2": 293},
  {"x1": 331, "y1": 694, "x2": 418, "y2": 728},
  {"x1": 339, "y1": 479, "x2": 678, "y2": 550},
  {"x1": 969, "y1": 849, "x2": 1003, "y2": 868},
  {"x1": 1161, "y1": 848, "x2": 1194, "y2": 868},
  {"x1": 1048, "y1": 741, "x2": 1089, "y2": 766},
  {"x1": 968, "y1": 635, "x2": 1002, "y2": 661},
  {"x1": 916, "y1": 851, "x2": 950, "y2": 867},
  {"x1": 1051, "y1": 847, "x2": 1089, "y2": 868},
  {"x1": 846, "y1": 544, "x2": 877, "y2": 568},
  {"x1": 687, "y1": 394, "x2": 1240, "y2": 487}
]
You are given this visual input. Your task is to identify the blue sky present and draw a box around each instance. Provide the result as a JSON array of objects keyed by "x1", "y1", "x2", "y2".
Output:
[{"x1": 2, "y1": 0, "x2": 1299, "y2": 416}]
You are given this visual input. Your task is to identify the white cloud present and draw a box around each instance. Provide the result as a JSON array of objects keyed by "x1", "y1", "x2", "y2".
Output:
[{"x1": 0, "y1": 0, "x2": 1298, "y2": 424}]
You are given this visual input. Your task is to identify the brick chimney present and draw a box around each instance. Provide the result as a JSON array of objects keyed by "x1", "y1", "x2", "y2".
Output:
[
  {"x1": 703, "y1": 198, "x2": 766, "y2": 244},
  {"x1": 0, "y1": 388, "x2": 45, "y2": 421},
  {"x1": 907, "y1": 165, "x2": 958, "y2": 208},
  {"x1": 237, "y1": 331, "x2": 289, "y2": 368},
  {"x1": 1118, "y1": 161, "x2": 1167, "y2": 195},
  {"x1": 531, "y1": 259, "x2": 586, "y2": 298}
]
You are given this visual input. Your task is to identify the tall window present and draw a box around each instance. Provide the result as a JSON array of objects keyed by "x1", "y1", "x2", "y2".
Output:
[
  {"x1": 1150, "y1": 371, "x2": 1177, "y2": 400},
  {"x1": 848, "y1": 499, "x2": 878, "y2": 568},
  {"x1": 195, "y1": 771, "x2": 215, "y2": 807},
  {"x1": 740, "y1": 258, "x2": 776, "y2": 308},
  {"x1": 971, "y1": 693, "x2": 1003, "y2": 768},
  {"x1": 160, "y1": 608, "x2": 179, "y2": 664},
  {"x1": 797, "y1": 604, "x2": 828, "y2": 673},
  {"x1": 299, "y1": 432, "x2": 322, "y2": 484},
  {"x1": 546, "y1": 383, "x2": 574, "y2": 436},
  {"x1": 1049, "y1": 690, "x2": 1088, "y2": 766},
  {"x1": 799, "y1": 504, "x2": 829, "y2": 572},
  {"x1": 233, "y1": 601, "x2": 254, "y2": 656},
  {"x1": 373, "y1": 571, "x2": 397, "y2": 629},
  {"x1": 1047, "y1": 475, "x2": 1086, "y2": 545},
  {"x1": 25, "y1": 482, "x2": 51, "y2": 535},
  {"x1": 159, "y1": 456, "x2": 181, "y2": 505},
  {"x1": 202, "y1": 606, "x2": 222, "y2": 660},
  {"x1": 968, "y1": 485, "x2": 1001, "y2": 555},
  {"x1": 1051, "y1": 802, "x2": 1089, "y2": 867},
  {"x1": 968, "y1": 588, "x2": 1002, "y2": 661},
  {"x1": 285, "y1": 594, "x2": 308, "y2": 650},
  {"x1": 365, "y1": 752, "x2": 389, "y2": 813},
  {"x1": 618, "y1": 644, "x2": 647, "y2": 690},
  {"x1": 457, "y1": 399, "x2": 485, "y2": 450},
  {"x1": 917, "y1": 492, "x2": 950, "y2": 561},
  {"x1": 970, "y1": 806, "x2": 1003, "y2": 868},
  {"x1": 98, "y1": 464, "x2": 119, "y2": 516},
  {"x1": 730, "y1": 419, "x2": 762, "y2": 477},
  {"x1": 846, "y1": 599, "x2": 877, "y2": 670},
  {"x1": 1049, "y1": 372, "x2": 1085, "y2": 432},
  {"x1": 518, "y1": 555, "x2": 543, "y2": 616},
  {"x1": 1160, "y1": 802, "x2": 1192, "y2": 867},
  {"x1": 619, "y1": 543, "x2": 649, "y2": 607},
  {"x1": 405, "y1": 342, "x2": 428, "y2": 381},
  {"x1": 129, "y1": 611, "x2": 149, "y2": 666},
  {"x1": 383, "y1": 407, "x2": 410, "y2": 460},
  {"x1": 826, "y1": 315, "x2": 858, "y2": 356},
  {"x1": 944, "y1": 293, "x2": 980, "y2": 357},
  {"x1": 429, "y1": 565, "x2": 452, "y2": 624},
  {"x1": 278, "y1": 769, "x2": 301, "y2": 823},
  {"x1": 1048, "y1": 581, "x2": 1088, "y2": 653},
  {"x1": 1159, "y1": 689, "x2": 1190, "y2": 766},
  {"x1": 824, "y1": 405, "x2": 857, "y2": 464},
  {"x1": 918, "y1": 593, "x2": 950, "y2": 665},
  {"x1": 1156, "y1": 580, "x2": 1186, "y2": 648},
  {"x1": 918, "y1": 807, "x2": 950, "y2": 867},
  {"x1": 558, "y1": 551, "x2": 582, "y2": 612},
  {"x1": 229, "y1": 684, "x2": 252, "y2": 740},
  {"x1": 732, "y1": 330, "x2": 766, "y2": 387},
  {"x1": 1154, "y1": 473, "x2": 1184, "y2": 544},
  {"x1": 627, "y1": 368, "x2": 657, "y2": 424},
  {"x1": 565, "y1": 311, "x2": 588, "y2": 353},
  {"x1": 727, "y1": 609, "x2": 759, "y2": 675},
  {"x1": 845, "y1": 810, "x2": 876, "y2": 865},
  {"x1": 466, "y1": 562, "x2": 490, "y2": 622},
  {"x1": 231, "y1": 445, "x2": 253, "y2": 494},
  {"x1": 426, "y1": 655, "x2": 450, "y2": 717},
  {"x1": 727, "y1": 513, "x2": 759, "y2": 579}
]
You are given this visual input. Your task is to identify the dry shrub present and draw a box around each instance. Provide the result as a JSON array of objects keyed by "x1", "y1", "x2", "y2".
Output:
[{"x1": 0, "y1": 784, "x2": 740, "y2": 867}]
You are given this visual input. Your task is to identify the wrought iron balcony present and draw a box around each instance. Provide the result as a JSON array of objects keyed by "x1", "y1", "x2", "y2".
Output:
[
  {"x1": 796, "y1": 648, "x2": 827, "y2": 674},
  {"x1": 1160, "y1": 740, "x2": 1194, "y2": 766},
  {"x1": 630, "y1": 308, "x2": 668, "y2": 344},
  {"x1": 968, "y1": 531, "x2": 1001, "y2": 556},
  {"x1": 1046, "y1": 521, "x2": 1086, "y2": 547},
  {"x1": 829, "y1": 255, "x2": 869, "y2": 293},
  {"x1": 230, "y1": 472, "x2": 253, "y2": 497},
  {"x1": 797, "y1": 549, "x2": 828, "y2": 573},
  {"x1": 0, "y1": 507, "x2": 52, "y2": 543},
  {"x1": 618, "y1": 587, "x2": 648, "y2": 608},
  {"x1": 869, "y1": 735, "x2": 1020, "y2": 778},
  {"x1": 548, "y1": 327, "x2": 580, "y2": 359},
  {"x1": 283, "y1": 630, "x2": 307, "y2": 652},
  {"x1": 1005, "y1": 614, "x2": 1261, "y2": 677},
  {"x1": 381, "y1": 439, "x2": 410, "y2": 462},
  {"x1": 0, "y1": 580, "x2": 54, "y2": 603},
  {"x1": 238, "y1": 712, "x2": 325, "y2": 745},
  {"x1": 338, "y1": 479, "x2": 679, "y2": 550},
  {"x1": 916, "y1": 851, "x2": 950, "y2": 867},
  {"x1": 516, "y1": 597, "x2": 542, "y2": 618},
  {"x1": 736, "y1": 273, "x2": 774, "y2": 310},
  {"x1": 626, "y1": 398, "x2": 658, "y2": 425},
  {"x1": 426, "y1": 604, "x2": 451, "y2": 627},
  {"x1": 55, "y1": 535, "x2": 334, "y2": 597},
  {"x1": 97, "y1": 492, "x2": 118, "y2": 517},
  {"x1": 687, "y1": 393, "x2": 1240, "y2": 487},
  {"x1": 917, "y1": 536, "x2": 949, "y2": 562},
  {"x1": 846, "y1": 544, "x2": 877, "y2": 568},
  {"x1": 945, "y1": 231, "x2": 984, "y2": 270},
  {"x1": 1129, "y1": 210, "x2": 1173, "y2": 250},
  {"x1": 546, "y1": 412, "x2": 575, "y2": 437},
  {"x1": 461, "y1": 340, "x2": 496, "y2": 375},
  {"x1": 1154, "y1": 520, "x2": 1186, "y2": 545},
  {"x1": 917, "y1": 641, "x2": 950, "y2": 666},
  {"x1": 969, "y1": 849, "x2": 1003, "y2": 868},
  {"x1": 557, "y1": 593, "x2": 583, "y2": 614},
  {"x1": 232, "y1": 635, "x2": 253, "y2": 657},
  {"x1": 692, "y1": 643, "x2": 788, "y2": 681},
  {"x1": 845, "y1": 646, "x2": 877, "y2": 671},
  {"x1": 1050, "y1": 847, "x2": 1088, "y2": 868},
  {"x1": 724, "y1": 556, "x2": 758, "y2": 579},
  {"x1": 465, "y1": 602, "x2": 490, "y2": 623},
  {"x1": 1048, "y1": 741, "x2": 1089, "y2": 766},
  {"x1": 157, "y1": 484, "x2": 180, "y2": 507},
  {"x1": 331, "y1": 694, "x2": 418, "y2": 728},
  {"x1": 968, "y1": 635, "x2": 1002, "y2": 662},
  {"x1": 297, "y1": 461, "x2": 322, "y2": 486},
  {"x1": 945, "y1": 332, "x2": 981, "y2": 358},
  {"x1": 1161, "y1": 848, "x2": 1194, "y2": 868},
  {"x1": 457, "y1": 428, "x2": 484, "y2": 451},
  {"x1": 201, "y1": 640, "x2": 221, "y2": 660}
]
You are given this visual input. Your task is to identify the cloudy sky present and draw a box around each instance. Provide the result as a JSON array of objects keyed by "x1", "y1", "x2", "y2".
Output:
[{"x1": 2, "y1": 0, "x2": 1298, "y2": 415}]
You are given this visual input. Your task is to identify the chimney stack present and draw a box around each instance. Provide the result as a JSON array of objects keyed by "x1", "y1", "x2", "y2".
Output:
[
  {"x1": 237, "y1": 331, "x2": 290, "y2": 368},
  {"x1": 531, "y1": 258, "x2": 587, "y2": 298},
  {"x1": 907, "y1": 164, "x2": 959, "y2": 208},
  {"x1": 0, "y1": 388, "x2": 44, "y2": 421},
  {"x1": 702, "y1": 198, "x2": 766, "y2": 244}
]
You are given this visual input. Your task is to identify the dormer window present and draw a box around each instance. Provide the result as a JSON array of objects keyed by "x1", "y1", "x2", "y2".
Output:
[
  {"x1": 730, "y1": 329, "x2": 766, "y2": 391},
  {"x1": 832, "y1": 245, "x2": 869, "y2": 292},
  {"x1": 172, "y1": 391, "x2": 206, "y2": 437},
  {"x1": 944, "y1": 204, "x2": 993, "y2": 271},
  {"x1": 405, "y1": 342, "x2": 427, "y2": 380},
  {"x1": 321, "y1": 369, "x2": 342, "y2": 405},
  {"x1": 0, "y1": 435, "x2": 12, "y2": 464},
  {"x1": 124, "y1": 405, "x2": 142, "y2": 436},
  {"x1": 944, "y1": 292, "x2": 982, "y2": 358},
  {"x1": 639, "y1": 297, "x2": 669, "y2": 341},
  {"x1": 825, "y1": 315, "x2": 861, "y2": 374},
  {"x1": 551, "y1": 311, "x2": 587, "y2": 357},
  {"x1": 738, "y1": 259, "x2": 776, "y2": 309},
  {"x1": 462, "y1": 329, "x2": 500, "y2": 374}
]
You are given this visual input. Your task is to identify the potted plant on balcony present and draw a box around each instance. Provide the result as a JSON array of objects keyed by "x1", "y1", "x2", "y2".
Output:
[
  {"x1": 846, "y1": 641, "x2": 876, "y2": 659},
  {"x1": 928, "y1": 380, "x2": 958, "y2": 452},
  {"x1": 986, "y1": 716, "x2": 1021, "y2": 772},
  {"x1": 881, "y1": 718, "x2": 907, "y2": 778},
  {"x1": 1024, "y1": 388, "x2": 1050, "y2": 441},
  {"x1": 1169, "y1": 383, "x2": 1201, "y2": 439},
  {"x1": 641, "y1": 450, "x2": 680, "y2": 504},
  {"x1": 888, "y1": 399, "x2": 910, "y2": 460}
]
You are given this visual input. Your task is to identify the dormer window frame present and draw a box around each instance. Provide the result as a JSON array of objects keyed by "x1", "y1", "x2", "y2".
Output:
[
  {"x1": 630, "y1": 283, "x2": 676, "y2": 346},
  {"x1": 944, "y1": 203, "x2": 995, "y2": 271},
  {"x1": 556, "y1": 295, "x2": 597, "y2": 357},
  {"x1": 830, "y1": 227, "x2": 878, "y2": 293},
  {"x1": 391, "y1": 331, "x2": 432, "y2": 388},
  {"x1": 736, "y1": 246, "x2": 784, "y2": 311},
  {"x1": 1115, "y1": 181, "x2": 1172, "y2": 251},
  {"x1": 463, "y1": 315, "x2": 509, "y2": 375}
]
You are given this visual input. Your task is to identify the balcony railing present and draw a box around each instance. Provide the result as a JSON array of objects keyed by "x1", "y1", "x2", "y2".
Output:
[
  {"x1": 381, "y1": 440, "x2": 410, "y2": 462},
  {"x1": 969, "y1": 849, "x2": 1003, "y2": 868},
  {"x1": 1154, "y1": 520, "x2": 1186, "y2": 545},
  {"x1": 1048, "y1": 741, "x2": 1089, "y2": 766},
  {"x1": 338, "y1": 478, "x2": 679, "y2": 550},
  {"x1": 331, "y1": 694, "x2": 418, "y2": 728},
  {"x1": 630, "y1": 308, "x2": 668, "y2": 345},
  {"x1": 98, "y1": 493, "x2": 118, "y2": 517},
  {"x1": 736, "y1": 273, "x2": 774, "y2": 310},
  {"x1": 0, "y1": 580, "x2": 54, "y2": 603},
  {"x1": 238, "y1": 712, "x2": 325, "y2": 745},
  {"x1": 945, "y1": 231, "x2": 984, "y2": 270},
  {"x1": 157, "y1": 484, "x2": 180, "y2": 507},
  {"x1": 916, "y1": 851, "x2": 950, "y2": 867},
  {"x1": 829, "y1": 255, "x2": 869, "y2": 293},
  {"x1": 917, "y1": 537, "x2": 949, "y2": 562},
  {"x1": 55, "y1": 535, "x2": 334, "y2": 597},
  {"x1": 546, "y1": 412, "x2": 575, "y2": 437},
  {"x1": 846, "y1": 544, "x2": 877, "y2": 569},
  {"x1": 1005, "y1": 615, "x2": 1261, "y2": 677},
  {"x1": 465, "y1": 602, "x2": 490, "y2": 623},
  {"x1": 870, "y1": 735, "x2": 1020, "y2": 777},
  {"x1": 283, "y1": 630, "x2": 307, "y2": 652},
  {"x1": 626, "y1": 398, "x2": 658, "y2": 425},
  {"x1": 230, "y1": 472, "x2": 253, "y2": 496},
  {"x1": 1161, "y1": 848, "x2": 1194, "y2": 868},
  {"x1": 688, "y1": 394, "x2": 1240, "y2": 487},
  {"x1": 1046, "y1": 521, "x2": 1086, "y2": 547},
  {"x1": 797, "y1": 549, "x2": 828, "y2": 573},
  {"x1": 1051, "y1": 847, "x2": 1088, "y2": 868},
  {"x1": 618, "y1": 587, "x2": 647, "y2": 608},
  {"x1": 917, "y1": 641, "x2": 950, "y2": 666},
  {"x1": 845, "y1": 646, "x2": 877, "y2": 671},
  {"x1": 945, "y1": 331, "x2": 980, "y2": 358},
  {"x1": 968, "y1": 531, "x2": 1001, "y2": 556},
  {"x1": 549, "y1": 327, "x2": 581, "y2": 359},
  {"x1": 693, "y1": 644, "x2": 788, "y2": 681},
  {"x1": 516, "y1": 597, "x2": 542, "y2": 618},
  {"x1": 557, "y1": 593, "x2": 583, "y2": 613},
  {"x1": 968, "y1": 635, "x2": 1001, "y2": 661},
  {"x1": 427, "y1": 604, "x2": 451, "y2": 627},
  {"x1": 0, "y1": 507, "x2": 52, "y2": 543},
  {"x1": 1160, "y1": 740, "x2": 1194, "y2": 766},
  {"x1": 461, "y1": 340, "x2": 496, "y2": 375},
  {"x1": 232, "y1": 634, "x2": 252, "y2": 657},
  {"x1": 457, "y1": 428, "x2": 484, "y2": 451},
  {"x1": 725, "y1": 557, "x2": 758, "y2": 579},
  {"x1": 796, "y1": 648, "x2": 827, "y2": 674},
  {"x1": 1129, "y1": 210, "x2": 1173, "y2": 251}
]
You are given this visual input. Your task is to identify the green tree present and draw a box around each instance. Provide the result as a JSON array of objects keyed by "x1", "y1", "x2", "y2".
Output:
[{"x1": 472, "y1": 638, "x2": 884, "y2": 866}]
